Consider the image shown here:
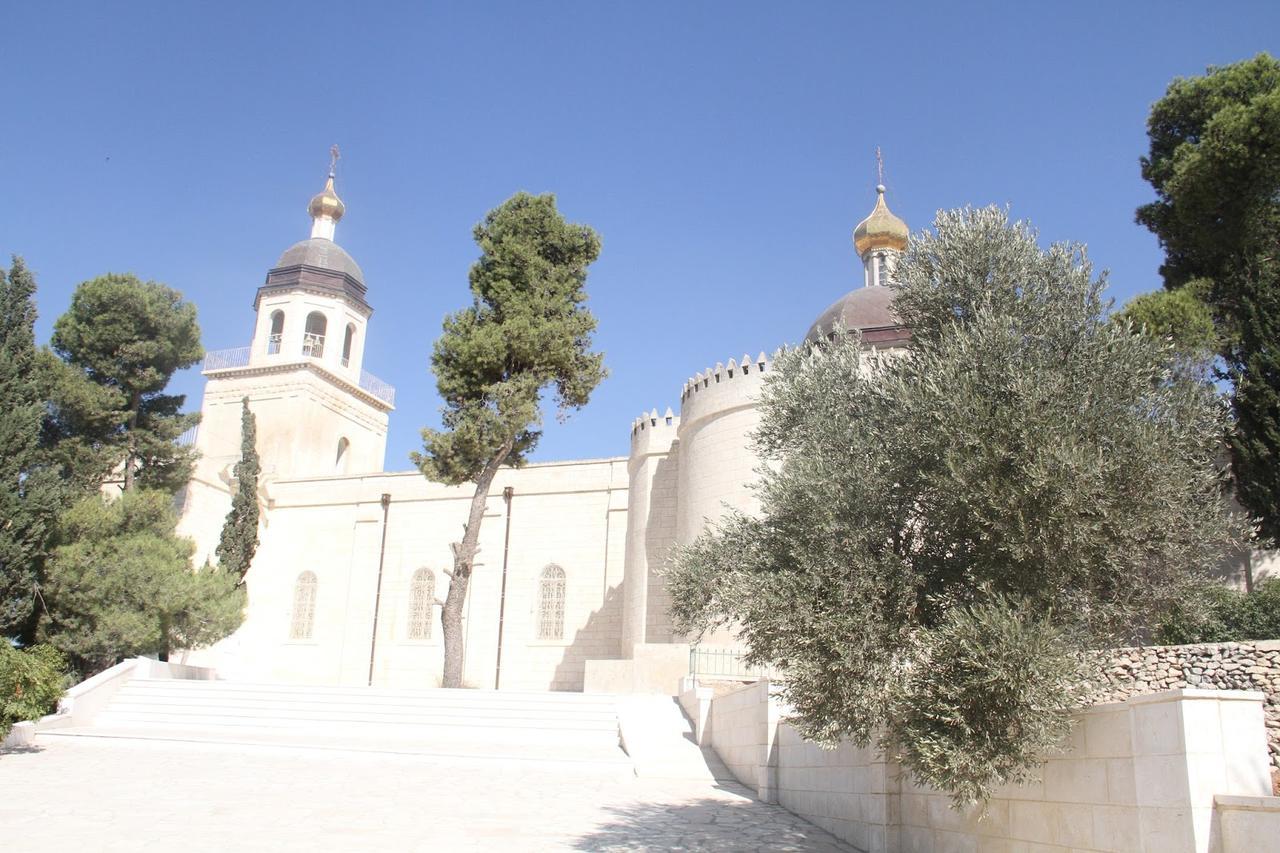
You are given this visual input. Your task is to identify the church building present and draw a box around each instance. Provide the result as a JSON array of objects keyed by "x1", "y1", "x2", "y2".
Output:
[{"x1": 177, "y1": 168, "x2": 913, "y2": 692}]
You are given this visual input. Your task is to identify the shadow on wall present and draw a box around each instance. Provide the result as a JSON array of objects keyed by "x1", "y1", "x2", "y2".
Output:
[
  {"x1": 547, "y1": 583, "x2": 624, "y2": 692},
  {"x1": 567, "y1": 789, "x2": 856, "y2": 852},
  {"x1": 644, "y1": 451, "x2": 680, "y2": 645}
]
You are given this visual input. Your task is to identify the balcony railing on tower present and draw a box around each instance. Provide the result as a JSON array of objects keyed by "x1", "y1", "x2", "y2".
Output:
[
  {"x1": 201, "y1": 346, "x2": 395, "y2": 406},
  {"x1": 267, "y1": 333, "x2": 282, "y2": 354},
  {"x1": 202, "y1": 347, "x2": 251, "y2": 371}
]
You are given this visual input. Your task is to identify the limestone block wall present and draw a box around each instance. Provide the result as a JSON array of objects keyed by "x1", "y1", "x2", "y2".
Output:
[
  {"x1": 674, "y1": 351, "x2": 772, "y2": 546},
  {"x1": 1092, "y1": 641, "x2": 1280, "y2": 775},
  {"x1": 184, "y1": 458, "x2": 629, "y2": 692},
  {"x1": 703, "y1": 680, "x2": 1277, "y2": 853},
  {"x1": 706, "y1": 678, "x2": 781, "y2": 799},
  {"x1": 195, "y1": 367, "x2": 389, "y2": 485},
  {"x1": 621, "y1": 409, "x2": 680, "y2": 654}
]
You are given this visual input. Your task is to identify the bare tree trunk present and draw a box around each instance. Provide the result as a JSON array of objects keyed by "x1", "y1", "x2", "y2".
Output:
[
  {"x1": 440, "y1": 439, "x2": 513, "y2": 689},
  {"x1": 123, "y1": 390, "x2": 142, "y2": 492}
]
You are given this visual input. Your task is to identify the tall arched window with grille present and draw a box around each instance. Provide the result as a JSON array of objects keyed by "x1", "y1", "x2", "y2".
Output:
[
  {"x1": 302, "y1": 312, "x2": 327, "y2": 358},
  {"x1": 536, "y1": 565, "x2": 566, "y2": 641},
  {"x1": 267, "y1": 310, "x2": 284, "y2": 354},
  {"x1": 289, "y1": 571, "x2": 318, "y2": 640},
  {"x1": 407, "y1": 568, "x2": 435, "y2": 640}
]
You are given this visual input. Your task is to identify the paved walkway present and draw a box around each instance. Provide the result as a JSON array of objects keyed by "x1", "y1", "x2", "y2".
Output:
[{"x1": 1, "y1": 736, "x2": 853, "y2": 852}]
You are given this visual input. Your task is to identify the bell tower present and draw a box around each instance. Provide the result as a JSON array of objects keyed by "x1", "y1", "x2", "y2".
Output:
[{"x1": 178, "y1": 153, "x2": 395, "y2": 565}]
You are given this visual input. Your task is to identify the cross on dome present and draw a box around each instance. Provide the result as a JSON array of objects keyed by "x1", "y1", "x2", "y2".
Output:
[{"x1": 308, "y1": 145, "x2": 346, "y2": 240}]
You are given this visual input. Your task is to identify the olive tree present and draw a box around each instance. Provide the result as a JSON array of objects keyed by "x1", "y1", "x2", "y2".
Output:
[{"x1": 667, "y1": 207, "x2": 1243, "y2": 803}]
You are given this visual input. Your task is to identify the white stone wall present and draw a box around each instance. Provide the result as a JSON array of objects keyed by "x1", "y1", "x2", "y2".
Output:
[
  {"x1": 621, "y1": 412, "x2": 680, "y2": 654},
  {"x1": 183, "y1": 458, "x2": 629, "y2": 692},
  {"x1": 703, "y1": 682, "x2": 1276, "y2": 853},
  {"x1": 1093, "y1": 640, "x2": 1280, "y2": 775},
  {"x1": 707, "y1": 679, "x2": 780, "y2": 796},
  {"x1": 674, "y1": 353, "x2": 770, "y2": 547},
  {"x1": 250, "y1": 289, "x2": 370, "y2": 381}
]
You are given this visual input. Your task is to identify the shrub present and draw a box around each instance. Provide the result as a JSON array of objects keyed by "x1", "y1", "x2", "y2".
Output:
[
  {"x1": 1156, "y1": 576, "x2": 1280, "y2": 644},
  {"x1": 1, "y1": 644, "x2": 67, "y2": 739}
]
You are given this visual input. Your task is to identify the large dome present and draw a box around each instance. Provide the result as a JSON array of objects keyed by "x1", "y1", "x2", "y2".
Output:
[
  {"x1": 805, "y1": 286, "x2": 910, "y2": 347},
  {"x1": 273, "y1": 238, "x2": 365, "y2": 285}
]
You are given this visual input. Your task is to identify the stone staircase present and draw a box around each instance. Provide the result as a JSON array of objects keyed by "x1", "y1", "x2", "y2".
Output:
[{"x1": 42, "y1": 678, "x2": 632, "y2": 776}]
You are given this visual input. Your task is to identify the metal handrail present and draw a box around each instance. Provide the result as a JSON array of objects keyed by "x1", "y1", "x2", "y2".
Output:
[
  {"x1": 689, "y1": 646, "x2": 781, "y2": 681},
  {"x1": 203, "y1": 347, "x2": 251, "y2": 371}
]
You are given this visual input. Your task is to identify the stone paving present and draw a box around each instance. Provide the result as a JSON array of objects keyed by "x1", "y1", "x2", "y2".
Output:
[{"x1": 0, "y1": 736, "x2": 854, "y2": 852}]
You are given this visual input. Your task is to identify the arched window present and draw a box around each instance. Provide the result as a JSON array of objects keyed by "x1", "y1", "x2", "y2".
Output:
[
  {"x1": 302, "y1": 312, "x2": 327, "y2": 358},
  {"x1": 407, "y1": 569, "x2": 435, "y2": 640},
  {"x1": 341, "y1": 324, "x2": 355, "y2": 367},
  {"x1": 289, "y1": 571, "x2": 318, "y2": 640},
  {"x1": 267, "y1": 311, "x2": 284, "y2": 354},
  {"x1": 335, "y1": 437, "x2": 349, "y2": 473},
  {"x1": 536, "y1": 565, "x2": 566, "y2": 640}
]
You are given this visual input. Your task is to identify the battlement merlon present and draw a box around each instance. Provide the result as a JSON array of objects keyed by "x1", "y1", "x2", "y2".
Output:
[
  {"x1": 678, "y1": 350, "x2": 778, "y2": 431},
  {"x1": 629, "y1": 406, "x2": 680, "y2": 459}
]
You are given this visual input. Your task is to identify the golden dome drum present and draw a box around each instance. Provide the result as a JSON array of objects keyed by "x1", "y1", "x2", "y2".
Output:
[
  {"x1": 308, "y1": 175, "x2": 346, "y2": 222},
  {"x1": 852, "y1": 185, "x2": 908, "y2": 256}
]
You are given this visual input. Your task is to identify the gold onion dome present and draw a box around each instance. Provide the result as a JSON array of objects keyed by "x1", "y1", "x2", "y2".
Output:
[
  {"x1": 852, "y1": 184, "x2": 908, "y2": 256},
  {"x1": 307, "y1": 174, "x2": 345, "y2": 223}
]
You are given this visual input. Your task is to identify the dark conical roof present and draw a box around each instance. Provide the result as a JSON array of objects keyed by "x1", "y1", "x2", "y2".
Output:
[
  {"x1": 256, "y1": 238, "x2": 370, "y2": 313},
  {"x1": 805, "y1": 286, "x2": 909, "y2": 347}
]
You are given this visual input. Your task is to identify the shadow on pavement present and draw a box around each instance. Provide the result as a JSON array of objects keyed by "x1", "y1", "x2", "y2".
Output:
[{"x1": 568, "y1": 795, "x2": 854, "y2": 852}]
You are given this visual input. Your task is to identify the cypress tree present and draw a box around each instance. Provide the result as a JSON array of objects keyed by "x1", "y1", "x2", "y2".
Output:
[
  {"x1": 215, "y1": 398, "x2": 260, "y2": 583},
  {"x1": 0, "y1": 257, "x2": 59, "y2": 640}
]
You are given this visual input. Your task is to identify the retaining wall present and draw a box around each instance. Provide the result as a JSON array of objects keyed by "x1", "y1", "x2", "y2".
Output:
[
  {"x1": 1094, "y1": 640, "x2": 1280, "y2": 774},
  {"x1": 702, "y1": 679, "x2": 1278, "y2": 853}
]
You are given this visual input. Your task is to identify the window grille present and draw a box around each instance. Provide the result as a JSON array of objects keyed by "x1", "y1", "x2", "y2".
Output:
[
  {"x1": 290, "y1": 571, "x2": 318, "y2": 640},
  {"x1": 407, "y1": 568, "x2": 434, "y2": 640},
  {"x1": 537, "y1": 565, "x2": 566, "y2": 640},
  {"x1": 267, "y1": 311, "x2": 284, "y2": 354},
  {"x1": 303, "y1": 312, "x2": 327, "y2": 358}
]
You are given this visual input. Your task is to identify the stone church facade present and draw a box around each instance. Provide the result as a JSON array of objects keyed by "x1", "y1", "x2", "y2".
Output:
[{"x1": 174, "y1": 170, "x2": 909, "y2": 691}]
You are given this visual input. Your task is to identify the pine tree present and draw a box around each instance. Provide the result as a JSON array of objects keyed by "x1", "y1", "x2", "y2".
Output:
[
  {"x1": 50, "y1": 273, "x2": 203, "y2": 494},
  {"x1": 1136, "y1": 53, "x2": 1280, "y2": 544},
  {"x1": 0, "y1": 257, "x2": 61, "y2": 640},
  {"x1": 413, "y1": 193, "x2": 606, "y2": 688},
  {"x1": 39, "y1": 490, "x2": 244, "y2": 675},
  {"x1": 215, "y1": 398, "x2": 260, "y2": 582}
]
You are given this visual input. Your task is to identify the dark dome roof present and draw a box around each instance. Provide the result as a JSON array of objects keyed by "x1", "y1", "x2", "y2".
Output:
[
  {"x1": 274, "y1": 238, "x2": 364, "y2": 285},
  {"x1": 805, "y1": 286, "x2": 910, "y2": 347}
]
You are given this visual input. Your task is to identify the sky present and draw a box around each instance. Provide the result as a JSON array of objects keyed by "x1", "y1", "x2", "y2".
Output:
[{"x1": 2, "y1": 2, "x2": 1278, "y2": 469}]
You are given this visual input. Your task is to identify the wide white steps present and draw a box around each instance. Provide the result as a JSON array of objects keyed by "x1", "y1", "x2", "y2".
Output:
[{"x1": 44, "y1": 678, "x2": 633, "y2": 776}]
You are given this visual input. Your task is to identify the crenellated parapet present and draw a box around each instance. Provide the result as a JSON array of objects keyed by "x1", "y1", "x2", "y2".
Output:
[
  {"x1": 629, "y1": 406, "x2": 680, "y2": 460},
  {"x1": 678, "y1": 350, "x2": 777, "y2": 432}
]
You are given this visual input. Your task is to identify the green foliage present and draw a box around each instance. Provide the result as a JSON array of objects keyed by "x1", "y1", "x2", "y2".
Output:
[
  {"x1": 1137, "y1": 54, "x2": 1280, "y2": 544},
  {"x1": 413, "y1": 192, "x2": 606, "y2": 689},
  {"x1": 50, "y1": 273, "x2": 203, "y2": 493},
  {"x1": 412, "y1": 192, "x2": 606, "y2": 484},
  {"x1": 894, "y1": 597, "x2": 1088, "y2": 806},
  {"x1": 38, "y1": 490, "x2": 244, "y2": 675},
  {"x1": 0, "y1": 257, "x2": 63, "y2": 639},
  {"x1": 0, "y1": 643, "x2": 67, "y2": 739},
  {"x1": 1156, "y1": 577, "x2": 1280, "y2": 644},
  {"x1": 667, "y1": 207, "x2": 1243, "y2": 803},
  {"x1": 1112, "y1": 280, "x2": 1220, "y2": 356},
  {"x1": 215, "y1": 398, "x2": 260, "y2": 582}
]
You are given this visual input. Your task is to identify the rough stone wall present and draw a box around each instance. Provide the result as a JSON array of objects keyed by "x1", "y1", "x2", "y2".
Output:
[{"x1": 1092, "y1": 641, "x2": 1280, "y2": 774}]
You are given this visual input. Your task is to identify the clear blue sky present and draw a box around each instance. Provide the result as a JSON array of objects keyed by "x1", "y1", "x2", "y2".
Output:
[{"x1": 3, "y1": 2, "x2": 1277, "y2": 468}]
